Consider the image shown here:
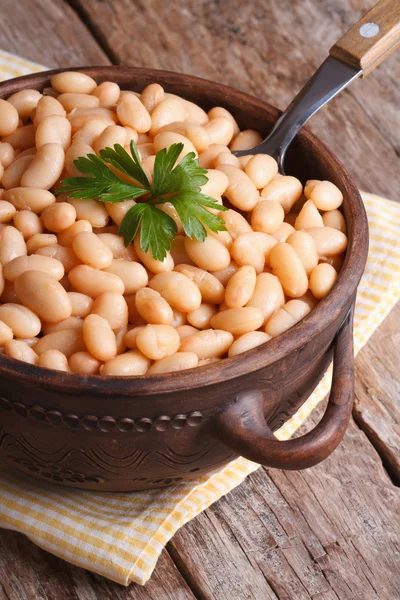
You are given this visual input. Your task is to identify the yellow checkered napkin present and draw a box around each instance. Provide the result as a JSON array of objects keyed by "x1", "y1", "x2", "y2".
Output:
[{"x1": 0, "y1": 52, "x2": 400, "y2": 586}]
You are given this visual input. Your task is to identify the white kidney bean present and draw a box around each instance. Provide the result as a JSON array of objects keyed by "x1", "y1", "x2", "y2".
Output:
[
  {"x1": 101, "y1": 349, "x2": 151, "y2": 376},
  {"x1": 271, "y1": 222, "x2": 295, "y2": 242},
  {"x1": 26, "y1": 233, "x2": 57, "y2": 255},
  {"x1": 176, "y1": 324, "x2": 199, "y2": 340},
  {"x1": 93, "y1": 125, "x2": 127, "y2": 154},
  {"x1": 20, "y1": 143, "x2": 65, "y2": 190},
  {"x1": 217, "y1": 164, "x2": 260, "y2": 211},
  {"x1": 91, "y1": 292, "x2": 128, "y2": 330},
  {"x1": 212, "y1": 261, "x2": 238, "y2": 286},
  {"x1": 57, "y1": 220, "x2": 92, "y2": 247},
  {"x1": 97, "y1": 233, "x2": 138, "y2": 261},
  {"x1": 103, "y1": 259, "x2": 148, "y2": 294},
  {"x1": 37, "y1": 244, "x2": 80, "y2": 273},
  {"x1": 3, "y1": 124, "x2": 36, "y2": 150},
  {"x1": 4, "y1": 339, "x2": 38, "y2": 364},
  {"x1": 180, "y1": 329, "x2": 233, "y2": 359},
  {"x1": 3, "y1": 254, "x2": 64, "y2": 282},
  {"x1": 265, "y1": 298, "x2": 313, "y2": 337},
  {"x1": 34, "y1": 329, "x2": 85, "y2": 357},
  {"x1": 140, "y1": 83, "x2": 164, "y2": 113},
  {"x1": 231, "y1": 232, "x2": 277, "y2": 273},
  {"x1": 205, "y1": 117, "x2": 234, "y2": 146},
  {"x1": 71, "y1": 231, "x2": 113, "y2": 269},
  {"x1": 208, "y1": 107, "x2": 239, "y2": 136},
  {"x1": 150, "y1": 98, "x2": 189, "y2": 136},
  {"x1": 0, "y1": 303, "x2": 41, "y2": 337},
  {"x1": 286, "y1": 230, "x2": 319, "y2": 276},
  {"x1": 69, "y1": 350, "x2": 101, "y2": 374},
  {"x1": 322, "y1": 209, "x2": 347, "y2": 234},
  {"x1": 15, "y1": 269, "x2": 72, "y2": 322},
  {"x1": 307, "y1": 227, "x2": 348, "y2": 256},
  {"x1": 184, "y1": 236, "x2": 230, "y2": 271},
  {"x1": 92, "y1": 82, "x2": 120, "y2": 108},
  {"x1": 2, "y1": 155, "x2": 35, "y2": 189},
  {"x1": 147, "y1": 351, "x2": 199, "y2": 375},
  {"x1": 51, "y1": 72, "x2": 97, "y2": 94},
  {"x1": 41, "y1": 316, "x2": 83, "y2": 335},
  {"x1": 224, "y1": 265, "x2": 256, "y2": 309},
  {"x1": 0, "y1": 226, "x2": 27, "y2": 265},
  {"x1": 67, "y1": 292, "x2": 94, "y2": 318},
  {"x1": 38, "y1": 349, "x2": 70, "y2": 372},
  {"x1": 245, "y1": 154, "x2": 278, "y2": 189},
  {"x1": 82, "y1": 313, "x2": 117, "y2": 361},
  {"x1": 228, "y1": 331, "x2": 271, "y2": 357},
  {"x1": 104, "y1": 198, "x2": 135, "y2": 226},
  {"x1": 116, "y1": 92, "x2": 151, "y2": 133},
  {"x1": 319, "y1": 254, "x2": 345, "y2": 273},
  {"x1": 200, "y1": 169, "x2": 229, "y2": 199},
  {"x1": 57, "y1": 93, "x2": 99, "y2": 112},
  {"x1": 309, "y1": 263, "x2": 338, "y2": 299},
  {"x1": 0, "y1": 99, "x2": 19, "y2": 136},
  {"x1": 135, "y1": 287, "x2": 173, "y2": 325},
  {"x1": 261, "y1": 176, "x2": 302, "y2": 213},
  {"x1": 308, "y1": 180, "x2": 343, "y2": 211},
  {"x1": 159, "y1": 121, "x2": 210, "y2": 152},
  {"x1": 13, "y1": 210, "x2": 43, "y2": 240},
  {"x1": 123, "y1": 325, "x2": 144, "y2": 349},
  {"x1": 133, "y1": 236, "x2": 174, "y2": 273},
  {"x1": 219, "y1": 210, "x2": 252, "y2": 241},
  {"x1": 64, "y1": 139, "x2": 94, "y2": 177},
  {"x1": 33, "y1": 96, "x2": 66, "y2": 127},
  {"x1": 0, "y1": 142, "x2": 15, "y2": 168},
  {"x1": 270, "y1": 242, "x2": 309, "y2": 298},
  {"x1": 198, "y1": 144, "x2": 230, "y2": 169},
  {"x1": 154, "y1": 131, "x2": 197, "y2": 160},
  {"x1": 149, "y1": 271, "x2": 202, "y2": 312},
  {"x1": 68, "y1": 264, "x2": 125, "y2": 297},
  {"x1": 68, "y1": 108, "x2": 117, "y2": 134},
  {"x1": 251, "y1": 200, "x2": 285, "y2": 235},
  {"x1": 210, "y1": 306, "x2": 264, "y2": 336},
  {"x1": 35, "y1": 115, "x2": 71, "y2": 151},
  {"x1": 7, "y1": 89, "x2": 42, "y2": 120},
  {"x1": 230, "y1": 129, "x2": 262, "y2": 151},
  {"x1": 169, "y1": 235, "x2": 194, "y2": 266},
  {"x1": 174, "y1": 264, "x2": 225, "y2": 304},
  {"x1": 0, "y1": 200, "x2": 16, "y2": 223},
  {"x1": 0, "y1": 279, "x2": 18, "y2": 303},
  {"x1": 41, "y1": 202, "x2": 76, "y2": 232},
  {"x1": 3, "y1": 187, "x2": 56, "y2": 214},
  {"x1": 294, "y1": 200, "x2": 324, "y2": 230},
  {"x1": 213, "y1": 151, "x2": 242, "y2": 169},
  {"x1": 245, "y1": 272, "x2": 285, "y2": 324},
  {"x1": 135, "y1": 324, "x2": 180, "y2": 360},
  {"x1": 0, "y1": 320, "x2": 13, "y2": 345},
  {"x1": 187, "y1": 302, "x2": 217, "y2": 329}
]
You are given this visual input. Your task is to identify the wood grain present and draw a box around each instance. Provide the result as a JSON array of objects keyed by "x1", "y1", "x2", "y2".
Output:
[
  {"x1": 0, "y1": 0, "x2": 109, "y2": 68},
  {"x1": 71, "y1": 0, "x2": 400, "y2": 198},
  {"x1": 330, "y1": 0, "x2": 400, "y2": 75},
  {"x1": 354, "y1": 302, "x2": 400, "y2": 483},
  {"x1": 169, "y1": 409, "x2": 400, "y2": 600}
]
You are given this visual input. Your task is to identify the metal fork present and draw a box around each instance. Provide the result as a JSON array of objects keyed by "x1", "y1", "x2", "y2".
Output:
[{"x1": 232, "y1": 0, "x2": 400, "y2": 173}]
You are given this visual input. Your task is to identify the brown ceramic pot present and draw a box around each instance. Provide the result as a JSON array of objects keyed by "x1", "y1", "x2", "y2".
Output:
[{"x1": 0, "y1": 67, "x2": 368, "y2": 491}]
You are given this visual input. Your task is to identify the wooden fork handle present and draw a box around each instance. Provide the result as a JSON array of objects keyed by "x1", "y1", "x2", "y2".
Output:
[{"x1": 330, "y1": 0, "x2": 400, "y2": 76}]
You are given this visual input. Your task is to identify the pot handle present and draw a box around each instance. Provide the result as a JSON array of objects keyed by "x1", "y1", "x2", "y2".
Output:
[{"x1": 212, "y1": 308, "x2": 354, "y2": 470}]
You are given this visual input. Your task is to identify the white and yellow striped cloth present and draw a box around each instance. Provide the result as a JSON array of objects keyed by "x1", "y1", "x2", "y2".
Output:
[{"x1": 0, "y1": 52, "x2": 399, "y2": 586}]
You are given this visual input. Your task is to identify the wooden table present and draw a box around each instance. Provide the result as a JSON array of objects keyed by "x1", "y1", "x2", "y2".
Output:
[{"x1": 0, "y1": 1, "x2": 399, "y2": 598}]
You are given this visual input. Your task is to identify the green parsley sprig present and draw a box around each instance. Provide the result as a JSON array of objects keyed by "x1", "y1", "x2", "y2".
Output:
[{"x1": 56, "y1": 140, "x2": 227, "y2": 261}]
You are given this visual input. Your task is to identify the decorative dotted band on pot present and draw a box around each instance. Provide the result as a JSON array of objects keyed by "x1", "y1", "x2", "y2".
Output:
[{"x1": 0, "y1": 396, "x2": 204, "y2": 433}]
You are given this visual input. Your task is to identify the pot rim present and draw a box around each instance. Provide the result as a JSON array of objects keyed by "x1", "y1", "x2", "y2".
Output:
[{"x1": 0, "y1": 66, "x2": 369, "y2": 395}]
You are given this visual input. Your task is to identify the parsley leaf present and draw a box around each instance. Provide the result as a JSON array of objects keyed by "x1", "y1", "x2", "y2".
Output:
[{"x1": 57, "y1": 139, "x2": 227, "y2": 261}]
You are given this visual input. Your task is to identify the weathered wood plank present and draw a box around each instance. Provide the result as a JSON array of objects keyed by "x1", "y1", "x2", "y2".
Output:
[
  {"x1": 0, "y1": 0, "x2": 109, "y2": 68},
  {"x1": 0, "y1": 530, "x2": 196, "y2": 599},
  {"x1": 72, "y1": 0, "x2": 400, "y2": 198},
  {"x1": 169, "y1": 409, "x2": 400, "y2": 600},
  {"x1": 354, "y1": 302, "x2": 400, "y2": 483}
]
